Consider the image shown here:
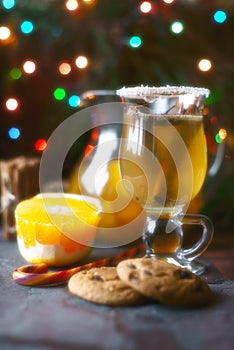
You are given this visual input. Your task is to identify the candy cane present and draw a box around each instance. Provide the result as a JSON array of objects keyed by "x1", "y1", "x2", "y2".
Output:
[{"x1": 12, "y1": 244, "x2": 144, "y2": 287}]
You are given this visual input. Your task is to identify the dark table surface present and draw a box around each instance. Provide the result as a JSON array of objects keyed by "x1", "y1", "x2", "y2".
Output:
[{"x1": 0, "y1": 232, "x2": 234, "y2": 350}]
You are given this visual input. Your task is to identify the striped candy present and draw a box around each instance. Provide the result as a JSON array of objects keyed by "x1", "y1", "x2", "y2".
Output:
[{"x1": 12, "y1": 244, "x2": 144, "y2": 287}]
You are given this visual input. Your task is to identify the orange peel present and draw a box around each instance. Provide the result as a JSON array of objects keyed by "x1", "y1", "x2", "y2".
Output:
[{"x1": 15, "y1": 193, "x2": 100, "y2": 266}]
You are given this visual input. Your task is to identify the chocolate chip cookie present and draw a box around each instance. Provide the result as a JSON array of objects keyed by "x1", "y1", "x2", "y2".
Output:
[
  {"x1": 68, "y1": 266, "x2": 146, "y2": 306},
  {"x1": 117, "y1": 258, "x2": 212, "y2": 308}
]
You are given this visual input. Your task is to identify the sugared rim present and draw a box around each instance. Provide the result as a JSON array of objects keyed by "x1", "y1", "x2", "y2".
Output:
[{"x1": 116, "y1": 85, "x2": 210, "y2": 98}]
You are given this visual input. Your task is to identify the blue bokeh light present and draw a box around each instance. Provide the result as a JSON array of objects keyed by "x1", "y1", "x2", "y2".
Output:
[
  {"x1": 170, "y1": 21, "x2": 184, "y2": 34},
  {"x1": 213, "y1": 10, "x2": 227, "y2": 24},
  {"x1": 8, "y1": 127, "x2": 21, "y2": 139},
  {"x1": 20, "y1": 21, "x2": 34, "y2": 34},
  {"x1": 68, "y1": 95, "x2": 81, "y2": 108},
  {"x1": 2, "y1": 0, "x2": 15, "y2": 10},
  {"x1": 129, "y1": 36, "x2": 142, "y2": 48}
]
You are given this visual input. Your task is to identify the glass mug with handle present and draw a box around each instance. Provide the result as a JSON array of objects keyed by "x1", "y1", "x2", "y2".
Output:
[{"x1": 117, "y1": 85, "x2": 214, "y2": 274}]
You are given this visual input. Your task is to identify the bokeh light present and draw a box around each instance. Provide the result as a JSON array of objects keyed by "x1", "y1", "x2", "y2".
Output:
[
  {"x1": 83, "y1": 0, "x2": 96, "y2": 4},
  {"x1": 202, "y1": 106, "x2": 209, "y2": 116},
  {"x1": 53, "y1": 87, "x2": 66, "y2": 100},
  {"x1": 68, "y1": 95, "x2": 81, "y2": 107},
  {"x1": 2, "y1": 0, "x2": 15, "y2": 10},
  {"x1": 215, "y1": 133, "x2": 222, "y2": 144},
  {"x1": 35, "y1": 138, "x2": 47, "y2": 151},
  {"x1": 10, "y1": 68, "x2": 22, "y2": 80},
  {"x1": 139, "y1": 1, "x2": 152, "y2": 14},
  {"x1": 5, "y1": 98, "x2": 19, "y2": 111},
  {"x1": 163, "y1": 0, "x2": 174, "y2": 4},
  {"x1": 198, "y1": 58, "x2": 212, "y2": 72},
  {"x1": 170, "y1": 21, "x2": 184, "y2": 34},
  {"x1": 210, "y1": 116, "x2": 218, "y2": 124},
  {"x1": 65, "y1": 0, "x2": 79, "y2": 11},
  {"x1": 8, "y1": 127, "x2": 21, "y2": 139},
  {"x1": 22, "y1": 60, "x2": 36, "y2": 74},
  {"x1": 219, "y1": 128, "x2": 227, "y2": 141},
  {"x1": 20, "y1": 20, "x2": 34, "y2": 34},
  {"x1": 58, "y1": 62, "x2": 71, "y2": 75},
  {"x1": 75, "y1": 55, "x2": 88, "y2": 69},
  {"x1": 0, "y1": 26, "x2": 11, "y2": 40},
  {"x1": 129, "y1": 35, "x2": 142, "y2": 48},
  {"x1": 213, "y1": 10, "x2": 227, "y2": 24}
]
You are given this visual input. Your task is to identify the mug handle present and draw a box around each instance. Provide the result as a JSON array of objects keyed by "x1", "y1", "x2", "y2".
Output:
[{"x1": 180, "y1": 214, "x2": 214, "y2": 261}]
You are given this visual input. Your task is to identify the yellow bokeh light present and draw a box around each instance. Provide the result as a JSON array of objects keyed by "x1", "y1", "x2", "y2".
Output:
[
  {"x1": 65, "y1": 0, "x2": 79, "y2": 11},
  {"x1": 75, "y1": 55, "x2": 88, "y2": 69},
  {"x1": 83, "y1": 0, "x2": 96, "y2": 4},
  {"x1": 66, "y1": 0, "x2": 79, "y2": 11},
  {"x1": 219, "y1": 128, "x2": 227, "y2": 140},
  {"x1": 0, "y1": 26, "x2": 11, "y2": 40},
  {"x1": 5, "y1": 98, "x2": 19, "y2": 111},
  {"x1": 58, "y1": 62, "x2": 71, "y2": 75},
  {"x1": 202, "y1": 106, "x2": 209, "y2": 116},
  {"x1": 23, "y1": 60, "x2": 36, "y2": 74},
  {"x1": 198, "y1": 58, "x2": 212, "y2": 72},
  {"x1": 140, "y1": 1, "x2": 152, "y2": 13}
]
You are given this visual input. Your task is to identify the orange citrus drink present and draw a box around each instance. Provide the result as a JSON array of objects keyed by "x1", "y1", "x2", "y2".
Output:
[
  {"x1": 68, "y1": 159, "x2": 145, "y2": 228},
  {"x1": 15, "y1": 193, "x2": 100, "y2": 266},
  {"x1": 68, "y1": 159, "x2": 146, "y2": 246}
]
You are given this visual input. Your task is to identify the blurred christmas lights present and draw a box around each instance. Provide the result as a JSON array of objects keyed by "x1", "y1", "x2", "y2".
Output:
[
  {"x1": 163, "y1": 0, "x2": 174, "y2": 4},
  {"x1": 202, "y1": 108, "x2": 208, "y2": 117},
  {"x1": 8, "y1": 127, "x2": 21, "y2": 140},
  {"x1": 213, "y1": 10, "x2": 227, "y2": 24},
  {"x1": 214, "y1": 128, "x2": 227, "y2": 144},
  {"x1": 2, "y1": 0, "x2": 15, "y2": 10},
  {"x1": 0, "y1": 26, "x2": 11, "y2": 40},
  {"x1": 170, "y1": 21, "x2": 184, "y2": 34},
  {"x1": 20, "y1": 21, "x2": 34, "y2": 34},
  {"x1": 22, "y1": 60, "x2": 36, "y2": 74},
  {"x1": 35, "y1": 139, "x2": 47, "y2": 151},
  {"x1": 53, "y1": 88, "x2": 66, "y2": 100},
  {"x1": 139, "y1": 1, "x2": 152, "y2": 14},
  {"x1": 210, "y1": 116, "x2": 218, "y2": 124},
  {"x1": 68, "y1": 95, "x2": 80, "y2": 107},
  {"x1": 10, "y1": 68, "x2": 22, "y2": 80},
  {"x1": 82, "y1": 0, "x2": 96, "y2": 4},
  {"x1": 0, "y1": 0, "x2": 232, "y2": 163},
  {"x1": 129, "y1": 36, "x2": 142, "y2": 48},
  {"x1": 215, "y1": 133, "x2": 222, "y2": 144},
  {"x1": 65, "y1": 0, "x2": 79, "y2": 11},
  {"x1": 58, "y1": 62, "x2": 71, "y2": 75},
  {"x1": 5, "y1": 98, "x2": 19, "y2": 111},
  {"x1": 75, "y1": 55, "x2": 88, "y2": 69},
  {"x1": 219, "y1": 128, "x2": 227, "y2": 141},
  {"x1": 198, "y1": 58, "x2": 212, "y2": 72}
]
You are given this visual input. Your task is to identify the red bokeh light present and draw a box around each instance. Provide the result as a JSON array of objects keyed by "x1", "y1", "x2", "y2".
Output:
[{"x1": 35, "y1": 138, "x2": 47, "y2": 151}]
